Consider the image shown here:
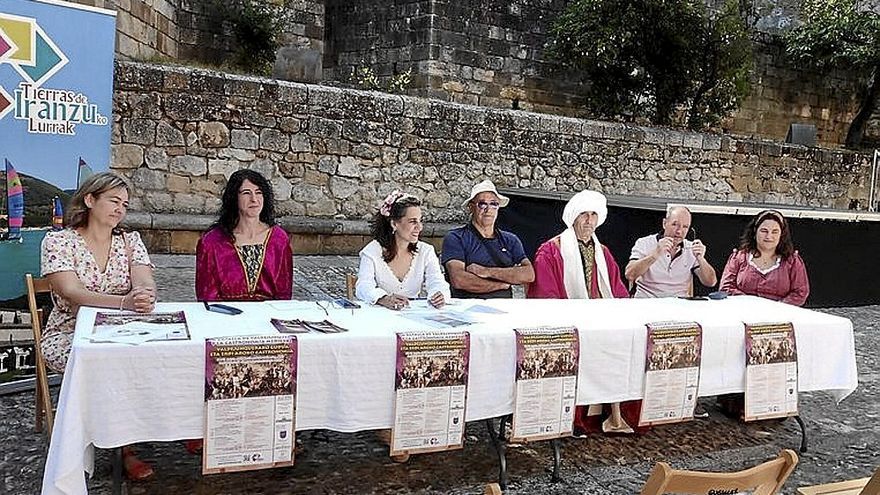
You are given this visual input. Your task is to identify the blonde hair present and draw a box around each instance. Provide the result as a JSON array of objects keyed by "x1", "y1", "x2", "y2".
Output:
[{"x1": 66, "y1": 172, "x2": 131, "y2": 229}]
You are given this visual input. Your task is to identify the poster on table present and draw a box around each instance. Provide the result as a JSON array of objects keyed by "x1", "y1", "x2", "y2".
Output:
[
  {"x1": 744, "y1": 322, "x2": 798, "y2": 421},
  {"x1": 91, "y1": 311, "x2": 190, "y2": 344},
  {"x1": 203, "y1": 335, "x2": 297, "y2": 474},
  {"x1": 510, "y1": 326, "x2": 579, "y2": 442},
  {"x1": 639, "y1": 321, "x2": 702, "y2": 427},
  {"x1": 391, "y1": 331, "x2": 469, "y2": 457},
  {"x1": 0, "y1": 0, "x2": 114, "y2": 302}
]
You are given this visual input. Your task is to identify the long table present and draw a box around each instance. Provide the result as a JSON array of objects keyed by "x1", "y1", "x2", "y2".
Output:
[{"x1": 41, "y1": 296, "x2": 858, "y2": 495}]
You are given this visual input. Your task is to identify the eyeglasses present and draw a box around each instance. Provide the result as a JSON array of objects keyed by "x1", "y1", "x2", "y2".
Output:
[{"x1": 475, "y1": 201, "x2": 500, "y2": 211}]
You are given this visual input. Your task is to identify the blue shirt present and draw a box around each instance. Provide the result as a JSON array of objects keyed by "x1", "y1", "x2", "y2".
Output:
[{"x1": 441, "y1": 225, "x2": 528, "y2": 298}]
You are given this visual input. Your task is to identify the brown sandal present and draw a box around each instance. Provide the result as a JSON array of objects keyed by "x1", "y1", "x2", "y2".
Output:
[{"x1": 123, "y1": 450, "x2": 154, "y2": 481}]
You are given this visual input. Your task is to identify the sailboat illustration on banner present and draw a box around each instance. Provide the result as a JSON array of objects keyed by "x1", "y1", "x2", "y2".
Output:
[
  {"x1": 52, "y1": 196, "x2": 64, "y2": 231},
  {"x1": 78, "y1": 157, "x2": 94, "y2": 189},
  {"x1": 1, "y1": 159, "x2": 24, "y2": 243}
]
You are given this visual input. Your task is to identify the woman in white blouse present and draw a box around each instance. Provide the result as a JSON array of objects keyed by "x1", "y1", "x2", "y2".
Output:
[{"x1": 356, "y1": 190, "x2": 451, "y2": 310}]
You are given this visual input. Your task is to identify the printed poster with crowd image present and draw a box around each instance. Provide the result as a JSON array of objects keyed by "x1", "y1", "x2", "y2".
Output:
[
  {"x1": 203, "y1": 335, "x2": 297, "y2": 474},
  {"x1": 744, "y1": 322, "x2": 798, "y2": 421},
  {"x1": 639, "y1": 321, "x2": 702, "y2": 427},
  {"x1": 510, "y1": 326, "x2": 579, "y2": 443},
  {"x1": 391, "y1": 331, "x2": 469, "y2": 457}
]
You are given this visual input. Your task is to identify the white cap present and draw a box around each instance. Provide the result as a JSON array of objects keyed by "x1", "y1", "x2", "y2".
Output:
[
  {"x1": 562, "y1": 190, "x2": 607, "y2": 228},
  {"x1": 462, "y1": 179, "x2": 510, "y2": 208}
]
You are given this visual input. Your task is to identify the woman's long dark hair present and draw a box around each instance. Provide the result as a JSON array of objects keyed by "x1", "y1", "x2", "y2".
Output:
[
  {"x1": 371, "y1": 195, "x2": 421, "y2": 262},
  {"x1": 213, "y1": 169, "x2": 276, "y2": 239},
  {"x1": 738, "y1": 210, "x2": 794, "y2": 259}
]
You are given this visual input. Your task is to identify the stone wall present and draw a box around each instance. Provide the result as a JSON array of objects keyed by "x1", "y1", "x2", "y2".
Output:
[
  {"x1": 73, "y1": 0, "x2": 880, "y2": 148},
  {"x1": 322, "y1": 0, "x2": 875, "y2": 147},
  {"x1": 70, "y1": 0, "x2": 178, "y2": 60},
  {"x1": 322, "y1": 0, "x2": 432, "y2": 85},
  {"x1": 111, "y1": 61, "x2": 873, "y2": 244},
  {"x1": 323, "y1": 0, "x2": 585, "y2": 116}
]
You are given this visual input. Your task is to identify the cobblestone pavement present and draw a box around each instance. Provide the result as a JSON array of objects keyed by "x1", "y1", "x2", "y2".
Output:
[{"x1": 1, "y1": 255, "x2": 877, "y2": 494}]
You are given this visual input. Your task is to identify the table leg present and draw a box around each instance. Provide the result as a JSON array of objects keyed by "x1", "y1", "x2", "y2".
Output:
[
  {"x1": 794, "y1": 415, "x2": 808, "y2": 453},
  {"x1": 111, "y1": 447, "x2": 124, "y2": 495},
  {"x1": 551, "y1": 438, "x2": 562, "y2": 482},
  {"x1": 485, "y1": 415, "x2": 510, "y2": 490}
]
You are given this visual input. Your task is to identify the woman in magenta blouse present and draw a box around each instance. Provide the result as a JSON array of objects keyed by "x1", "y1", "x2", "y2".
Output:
[
  {"x1": 196, "y1": 170, "x2": 293, "y2": 301},
  {"x1": 720, "y1": 210, "x2": 809, "y2": 306}
]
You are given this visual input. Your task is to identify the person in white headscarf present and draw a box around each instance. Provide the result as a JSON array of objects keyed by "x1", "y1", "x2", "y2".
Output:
[
  {"x1": 528, "y1": 190, "x2": 647, "y2": 436},
  {"x1": 528, "y1": 190, "x2": 628, "y2": 300}
]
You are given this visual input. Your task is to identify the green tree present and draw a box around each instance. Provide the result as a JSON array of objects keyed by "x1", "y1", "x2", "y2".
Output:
[
  {"x1": 548, "y1": 0, "x2": 752, "y2": 129},
  {"x1": 784, "y1": 0, "x2": 880, "y2": 149},
  {"x1": 212, "y1": 0, "x2": 295, "y2": 75}
]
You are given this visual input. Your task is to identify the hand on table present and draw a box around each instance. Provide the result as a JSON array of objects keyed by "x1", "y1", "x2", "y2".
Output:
[
  {"x1": 126, "y1": 286, "x2": 156, "y2": 313},
  {"x1": 428, "y1": 291, "x2": 446, "y2": 308},
  {"x1": 378, "y1": 294, "x2": 409, "y2": 311}
]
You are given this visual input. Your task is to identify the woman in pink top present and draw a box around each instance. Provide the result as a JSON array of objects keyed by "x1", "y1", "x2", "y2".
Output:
[{"x1": 720, "y1": 210, "x2": 809, "y2": 306}]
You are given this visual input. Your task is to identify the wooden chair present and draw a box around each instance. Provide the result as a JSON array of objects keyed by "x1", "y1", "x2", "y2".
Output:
[
  {"x1": 640, "y1": 449, "x2": 798, "y2": 495},
  {"x1": 797, "y1": 466, "x2": 880, "y2": 495},
  {"x1": 345, "y1": 272, "x2": 357, "y2": 300},
  {"x1": 25, "y1": 273, "x2": 56, "y2": 442},
  {"x1": 485, "y1": 483, "x2": 503, "y2": 495}
]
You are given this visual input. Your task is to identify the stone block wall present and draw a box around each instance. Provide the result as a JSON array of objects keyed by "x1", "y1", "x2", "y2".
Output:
[
  {"x1": 69, "y1": 0, "x2": 178, "y2": 60},
  {"x1": 322, "y1": 0, "x2": 433, "y2": 84},
  {"x1": 175, "y1": 0, "x2": 229, "y2": 64},
  {"x1": 323, "y1": 0, "x2": 584, "y2": 115},
  {"x1": 111, "y1": 61, "x2": 873, "y2": 238},
  {"x1": 71, "y1": 0, "x2": 880, "y2": 148},
  {"x1": 727, "y1": 37, "x2": 865, "y2": 147}
]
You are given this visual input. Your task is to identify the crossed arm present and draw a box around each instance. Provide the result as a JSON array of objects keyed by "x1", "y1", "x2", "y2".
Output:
[{"x1": 445, "y1": 258, "x2": 535, "y2": 293}]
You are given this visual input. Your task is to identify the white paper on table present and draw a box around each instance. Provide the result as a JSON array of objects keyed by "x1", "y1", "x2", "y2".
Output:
[
  {"x1": 463, "y1": 304, "x2": 507, "y2": 315},
  {"x1": 265, "y1": 301, "x2": 322, "y2": 311},
  {"x1": 399, "y1": 309, "x2": 478, "y2": 329},
  {"x1": 89, "y1": 322, "x2": 172, "y2": 345}
]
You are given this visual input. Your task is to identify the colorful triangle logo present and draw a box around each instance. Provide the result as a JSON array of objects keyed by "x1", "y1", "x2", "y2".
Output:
[{"x1": 0, "y1": 86, "x2": 12, "y2": 120}]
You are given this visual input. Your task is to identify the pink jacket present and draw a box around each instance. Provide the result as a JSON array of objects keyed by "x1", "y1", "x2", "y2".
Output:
[
  {"x1": 196, "y1": 225, "x2": 293, "y2": 301},
  {"x1": 528, "y1": 237, "x2": 629, "y2": 299},
  {"x1": 720, "y1": 249, "x2": 809, "y2": 306}
]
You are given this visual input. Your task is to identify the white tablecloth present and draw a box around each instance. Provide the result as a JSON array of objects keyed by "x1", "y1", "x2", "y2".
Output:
[{"x1": 42, "y1": 296, "x2": 858, "y2": 495}]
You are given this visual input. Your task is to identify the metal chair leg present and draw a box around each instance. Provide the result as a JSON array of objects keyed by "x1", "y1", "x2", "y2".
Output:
[
  {"x1": 794, "y1": 415, "x2": 808, "y2": 453},
  {"x1": 551, "y1": 438, "x2": 562, "y2": 482},
  {"x1": 485, "y1": 416, "x2": 510, "y2": 490},
  {"x1": 111, "y1": 447, "x2": 124, "y2": 495}
]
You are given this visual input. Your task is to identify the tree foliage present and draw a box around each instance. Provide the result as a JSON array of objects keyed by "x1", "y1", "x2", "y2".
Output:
[
  {"x1": 212, "y1": 0, "x2": 295, "y2": 75},
  {"x1": 784, "y1": 0, "x2": 880, "y2": 148},
  {"x1": 547, "y1": 0, "x2": 753, "y2": 130}
]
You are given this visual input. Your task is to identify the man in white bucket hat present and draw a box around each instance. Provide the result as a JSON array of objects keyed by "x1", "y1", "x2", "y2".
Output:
[{"x1": 441, "y1": 180, "x2": 534, "y2": 299}]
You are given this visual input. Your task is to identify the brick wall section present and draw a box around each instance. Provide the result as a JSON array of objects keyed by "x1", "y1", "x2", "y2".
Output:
[
  {"x1": 321, "y1": 0, "x2": 876, "y2": 146},
  {"x1": 175, "y1": 0, "x2": 229, "y2": 64},
  {"x1": 110, "y1": 61, "x2": 873, "y2": 235},
  {"x1": 323, "y1": 0, "x2": 584, "y2": 116},
  {"x1": 279, "y1": 0, "x2": 325, "y2": 52},
  {"x1": 68, "y1": 0, "x2": 179, "y2": 60},
  {"x1": 323, "y1": 0, "x2": 434, "y2": 84},
  {"x1": 726, "y1": 36, "x2": 866, "y2": 147}
]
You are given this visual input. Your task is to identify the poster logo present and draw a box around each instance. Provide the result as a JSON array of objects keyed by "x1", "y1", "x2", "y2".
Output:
[{"x1": 0, "y1": 11, "x2": 107, "y2": 134}]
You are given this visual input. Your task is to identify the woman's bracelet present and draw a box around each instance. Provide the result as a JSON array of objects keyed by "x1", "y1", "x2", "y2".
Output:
[{"x1": 119, "y1": 294, "x2": 126, "y2": 311}]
